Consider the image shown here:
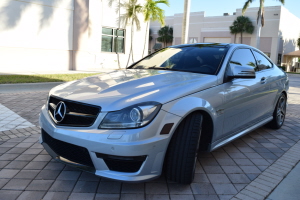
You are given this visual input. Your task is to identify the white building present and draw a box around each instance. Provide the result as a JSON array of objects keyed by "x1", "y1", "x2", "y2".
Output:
[
  {"x1": 0, "y1": 0, "x2": 148, "y2": 72},
  {"x1": 150, "y1": 6, "x2": 300, "y2": 68}
]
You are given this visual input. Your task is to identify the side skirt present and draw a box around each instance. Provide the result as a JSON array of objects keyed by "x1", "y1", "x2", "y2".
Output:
[{"x1": 210, "y1": 116, "x2": 273, "y2": 151}]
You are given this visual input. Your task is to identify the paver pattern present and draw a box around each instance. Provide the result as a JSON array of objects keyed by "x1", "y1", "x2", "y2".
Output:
[
  {"x1": 0, "y1": 104, "x2": 35, "y2": 132},
  {"x1": 0, "y1": 74, "x2": 299, "y2": 200}
]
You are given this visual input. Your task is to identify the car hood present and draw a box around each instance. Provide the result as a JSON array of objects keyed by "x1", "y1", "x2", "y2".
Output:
[{"x1": 50, "y1": 69, "x2": 218, "y2": 111}]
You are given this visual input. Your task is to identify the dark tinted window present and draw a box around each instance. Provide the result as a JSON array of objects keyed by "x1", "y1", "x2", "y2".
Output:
[
  {"x1": 229, "y1": 49, "x2": 258, "y2": 71},
  {"x1": 131, "y1": 46, "x2": 228, "y2": 75},
  {"x1": 101, "y1": 27, "x2": 125, "y2": 53},
  {"x1": 253, "y1": 51, "x2": 273, "y2": 70}
]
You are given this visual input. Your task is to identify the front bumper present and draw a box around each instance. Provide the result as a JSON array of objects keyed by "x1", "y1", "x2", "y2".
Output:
[{"x1": 39, "y1": 105, "x2": 181, "y2": 182}]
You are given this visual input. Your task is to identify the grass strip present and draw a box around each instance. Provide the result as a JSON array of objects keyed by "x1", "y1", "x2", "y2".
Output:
[{"x1": 0, "y1": 73, "x2": 101, "y2": 84}]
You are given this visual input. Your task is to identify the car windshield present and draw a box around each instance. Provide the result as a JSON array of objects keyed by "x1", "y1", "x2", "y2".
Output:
[{"x1": 130, "y1": 45, "x2": 228, "y2": 75}]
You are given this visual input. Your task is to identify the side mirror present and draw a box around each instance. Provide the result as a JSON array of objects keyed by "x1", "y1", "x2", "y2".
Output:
[{"x1": 228, "y1": 65, "x2": 256, "y2": 79}]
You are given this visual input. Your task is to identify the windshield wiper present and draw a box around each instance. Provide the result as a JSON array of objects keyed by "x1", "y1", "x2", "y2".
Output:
[
  {"x1": 143, "y1": 67, "x2": 209, "y2": 74},
  {"x1": 147, "y1": 67, "x2": 172, "y2": 70},
  {"x1": 147, "y1": 67, "x2": 189, "y2": 72}
]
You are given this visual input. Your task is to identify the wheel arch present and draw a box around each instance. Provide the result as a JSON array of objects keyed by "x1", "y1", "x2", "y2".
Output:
[
  {"x1": 162, "y1": 96, "x2": 217, "y2": 152},
  {"x1": 165, "y1": 108, "x2": 215, "y2": 155},
  {"x1": 272, "y1": 90, "x2": 288, "y2": 111}
]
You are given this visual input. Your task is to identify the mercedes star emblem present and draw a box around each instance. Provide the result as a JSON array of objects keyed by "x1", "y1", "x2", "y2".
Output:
[{"x1": 54, "y1": 101, "x2": 67, "y2": 122}]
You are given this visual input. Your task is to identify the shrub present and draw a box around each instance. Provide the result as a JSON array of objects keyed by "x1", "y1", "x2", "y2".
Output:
[{"x1": 277, "y1": 66, "x2": 286, "y2": 71}]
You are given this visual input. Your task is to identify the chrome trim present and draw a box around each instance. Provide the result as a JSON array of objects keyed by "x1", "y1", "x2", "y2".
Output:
[
  {"x1": 67, "y1": 112, "x2": 96, "y2": 117},
  {"x1": 211, "y1": 117, "x2": 273, "y2": 151},
  {"x1": 49, "y1": 103, "x2": 56, "y2": 110}
]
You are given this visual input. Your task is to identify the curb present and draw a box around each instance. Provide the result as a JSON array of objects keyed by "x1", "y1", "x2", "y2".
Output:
[
  {"x1": 232, "y1": 139, "x2": 300, "y2": 200},
  {"x1": 0, "y1": 82, "x2": 64, "y2": 93}
]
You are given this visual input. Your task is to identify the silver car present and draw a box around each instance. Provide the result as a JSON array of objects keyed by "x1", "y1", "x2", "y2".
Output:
[{"x1": 39, "y1": 43, "x2": 288, "y2": 184}]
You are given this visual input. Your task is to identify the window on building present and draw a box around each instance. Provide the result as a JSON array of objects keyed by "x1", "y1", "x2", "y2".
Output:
[
  {"x1": 277, "y1": 54, "x2": 282, "y2": 65},
  {"x1": 101, "y1": 27, "x2": 125, "y2": 53},
  {"x1": 263, "y1": 52, "x2": 271, "y2": 58}
]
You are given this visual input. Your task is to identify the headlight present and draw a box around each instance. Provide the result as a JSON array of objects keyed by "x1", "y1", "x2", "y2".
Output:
[{"x1": 99, "y1": 102, "x2": 161, "y2": 129}]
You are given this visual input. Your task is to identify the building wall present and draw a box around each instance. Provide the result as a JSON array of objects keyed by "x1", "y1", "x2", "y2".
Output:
[
  {"x1": 279, "y1": 6, "x2": 300, "y2": 67},
  {"x1": 98, "y1": 0, "x2": 148, "y2": 70},
  {"x1": 150, "y1": 6, "x2": 299, "y2": 65},
  {"x1": 0, "y1": 0, "x2": 74, "y2": 71},
  {"x1": 0, "y1": 0, "x2": 148, "y2": 72}
]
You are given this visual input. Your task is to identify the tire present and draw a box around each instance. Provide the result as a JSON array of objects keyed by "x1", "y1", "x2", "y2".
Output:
[
  {"x1": 165, "y1": 112, "x2": 203, "y2": 184},
  {"x1": 267, "y1": 93, "x2": 287, "y2": 129}
]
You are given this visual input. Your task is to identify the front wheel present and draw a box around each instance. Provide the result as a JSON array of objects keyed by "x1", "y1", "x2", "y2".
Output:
[
  {"x1": 267, "y1": 93, "x2": 287, "y2": 129},
  {"x1": 165, "y1": 112, "x2": 203, "y2": 184}
]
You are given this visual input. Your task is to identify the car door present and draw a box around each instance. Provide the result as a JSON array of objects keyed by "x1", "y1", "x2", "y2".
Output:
[
  {"x1": 218, "y1": 48, "x2": 271, "y2": 141},
  {"x1": 252, "y1": 50, "x2": 278, "y2": 117}
]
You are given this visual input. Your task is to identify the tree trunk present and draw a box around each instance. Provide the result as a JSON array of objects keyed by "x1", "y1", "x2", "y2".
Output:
[
  {"x1": 234, "y1": 33, "x2": 236, "y2": 43},
  {"x1": 142, "y1": 21, "x2": 149, "y2": 57},
  {"x1": 117, "y1": 0, "x2": 121, "y2": 69},
  {"x1": 126, "y1": 5, "x2": 135, "y2": 67},
  {"x1": 241, "y1": 32, "x2": 243, "y2": 44},
  {"x1": 181, "y1": 0, "x2": 191, "y2": 44},
  {"x1": 256, "y1": 3, "x2": 263, "y2": 49},
  {"x1": 126, "y1": 20, "x2": 134, "y2": 67}
]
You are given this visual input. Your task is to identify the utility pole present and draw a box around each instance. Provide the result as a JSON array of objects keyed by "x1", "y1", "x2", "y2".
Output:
[{"x1": 181, "y1": 0, "x2": 191, "y2": 44}]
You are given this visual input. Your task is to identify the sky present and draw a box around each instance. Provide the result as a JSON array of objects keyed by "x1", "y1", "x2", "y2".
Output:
[{"x1": 160, "y1": 0, "x2": 300, "y2": 19}]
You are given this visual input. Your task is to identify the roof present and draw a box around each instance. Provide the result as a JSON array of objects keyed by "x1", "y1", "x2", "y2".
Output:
[{"x1": 284, "y1": 50, "x2": 300, "y2": 57}]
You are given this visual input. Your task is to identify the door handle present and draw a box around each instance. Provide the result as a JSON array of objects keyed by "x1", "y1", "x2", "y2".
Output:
[{"x1": 261, "y1": 77, "x2": 266, "y2": 84}]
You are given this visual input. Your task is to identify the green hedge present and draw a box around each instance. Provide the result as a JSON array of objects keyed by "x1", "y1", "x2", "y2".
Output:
[{"x1": 277, "y1": 66, "x2": 286, "y2": 71}]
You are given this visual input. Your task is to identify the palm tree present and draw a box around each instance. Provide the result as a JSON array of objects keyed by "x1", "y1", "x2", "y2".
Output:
[
  {"x1": 182, "y1": 0, "x2": 191, "y2": 44},
  {"x1": 230, "y1": 16, "x2": 254, "y2": 44},
  {"x1": 242, "y1": 0, "x2": 285, "y2": 49},
  {"x1": 297, "y1": 37, "x2": 300, "y2": 49},
  {"x1": 149, "y1": 28, "x2": 153, "y2": 42},
  {"x1": 157, "y1": 26, "x2": 173, "y2": 47},
  {"x1": 119, "y1": 0, "x2": 143, "y2": 67},
  {"x1": 142, "y1": 0, "x2": 169, "y2": 57},
  {"x1": 229, "y1": 25, "x2": 239, "y2": 43}
]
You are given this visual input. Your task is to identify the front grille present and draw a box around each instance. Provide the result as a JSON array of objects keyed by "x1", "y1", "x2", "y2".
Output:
[
  {"x1": 48, "y1": 96, "x2": 100, "y2": 127},
  {"x1": 96, "y1": 153, "x2": 146, "y2": 173},
  {"x1": 42, "y1": 129, "x2": 95, "y2": 169}
]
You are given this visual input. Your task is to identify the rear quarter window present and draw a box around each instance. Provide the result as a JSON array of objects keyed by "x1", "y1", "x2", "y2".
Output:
[{"x1": 253, "y1": 51, "x2": 273, "y2": 71}]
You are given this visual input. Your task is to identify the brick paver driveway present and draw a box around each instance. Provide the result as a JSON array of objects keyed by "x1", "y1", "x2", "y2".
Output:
[{"x1": 0, "y1": 74, "x2": 299, "y2": 200}]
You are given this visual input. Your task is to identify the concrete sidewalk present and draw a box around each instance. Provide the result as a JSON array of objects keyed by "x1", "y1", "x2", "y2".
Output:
[{"x1": 266, "y1": 161, "x2": 300, "y2": 200}]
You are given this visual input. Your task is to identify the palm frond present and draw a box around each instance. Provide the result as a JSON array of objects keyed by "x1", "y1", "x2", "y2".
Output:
[
  {"x1": 133, "y1": 16, "x2": 141, "y2": 30},
  {"x1": 260, "y1": 0, "x2": 265, "y2": 9},
  {"x1": 143, "y1": 0, "x2": 168, "y2": 26},
  {"x1": 278, "y1": 0, "x2": 285, "y2": 4},
  {"x1": 257, "y1": 9, "x2": 260, "y2": 25},
  {"x1": 261, "y1": 9, "x2": 265, "y2": 27},
  {"x1": 155, "y1": 0, "x2": 170, "y2": 6},
  {"x1": 242, "y1": 0, "x2": 253, "y2": 15},
  {"x1": 108, "y1": 0, "x2": 116, "y2": 7}
]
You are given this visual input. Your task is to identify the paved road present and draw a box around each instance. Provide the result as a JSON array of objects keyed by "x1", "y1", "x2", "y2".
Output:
[{"x1": 0, "y1": 74, "x2": 299, "y2": 200}]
